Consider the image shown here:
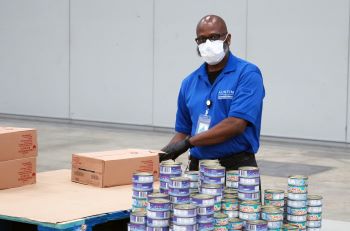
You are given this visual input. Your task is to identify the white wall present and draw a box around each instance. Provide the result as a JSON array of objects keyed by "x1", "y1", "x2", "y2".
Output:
[{"x1": 0, "y1": 0, "x2": 349, "y2": 143}]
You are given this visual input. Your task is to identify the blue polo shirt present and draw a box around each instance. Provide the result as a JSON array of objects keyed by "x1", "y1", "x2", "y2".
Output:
[{"x1": 175, "y1": 52, "x2": 265, "y2": 159}]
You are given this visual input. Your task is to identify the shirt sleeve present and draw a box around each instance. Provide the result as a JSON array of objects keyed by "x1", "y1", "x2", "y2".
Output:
[
  {"x1": 228, "y1": 71, "x2": 265, "y2": 126},
  {"x1": 175, "y1": 81, "x2": 192, "y2": 135}
]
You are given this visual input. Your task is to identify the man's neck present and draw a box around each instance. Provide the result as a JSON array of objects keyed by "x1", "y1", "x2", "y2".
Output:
[{"x1": 207, "y1": 53, "x2": 229, "y2": 73}]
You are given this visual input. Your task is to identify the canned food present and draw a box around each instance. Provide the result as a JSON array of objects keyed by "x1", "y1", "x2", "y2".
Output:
[
  {"x1": 287, "y1": 214, "x2": 306, "y2": 222},
  {"x1": 223, "y1": 193, "x2": 237, "y2": 199},
  {"x1": 261, "y1": 208, "x2": 283, "y2": 221},
  {"x1": 288, "y1": 175, "x2": 308, "y2": 186},
  {"x1": 160, "y1": 181, "x2": 169, "y2": 189},
  {"x1": 239, "y1": 212, "x2": 260, "y2": 220},
  {"x1": 213, "y1": 213, "x2": 229, "y2": 226},
  {"x1": 264, "y1": 199, "x2": 284, "y2": 207},
  {"x1": 133, "y1": 189, "x2": 153, "y2": 199},
  {"x1": 286, "y1": 206, "x2": 307, "y2": 216},
  {"x1": 222, "y1": 209, "x2": 239, "y2": 218},
  {"x1": 238, "y1": 184, "x2": 259, "y2": 193},
  {"x1": 160, "y1": 162, "x2": 182, "y2": 175},
  {"x1": 261, "y1": 205, "x2": 281, "y2": 211},
  {"x1": 306, "y1": 228, "x2": 321, "y2": 231},
  {"x1": 160, "y1": 173, "x2": 181, "y2": 183},
  {"x1": 239, "y1": 177, "x2": 260, "y2": 186},
  {"x1": 203, "y1": 175, "x2": 225, "y2": 184},
  {"x1": 288, "y1": 221, "x2": 306, "y2": 229},
  {"x1": 282, "y1": 223, "x2": 299, "y2": 230},
  {"x1": 287, "y1": 192, "x2": 307, "y2": 201},
  {"x1": 198, "y1": 221, "x2": 215, "y2": 231},
  {"x1": 147, "y1": 210, "x2": 170, "y2": 219},
  {"x1": 173, "y1": 204, "x2": 197, "y2": 217},
  {"x1": 246, "y1": 220, "x2": 268, "y2": 231},
  {"x1": 132, "y1": 197, "x2": 148, "y2": 208},
  {"x1": 287, "y1": 199, "x2": 307, "y2": 208},
  {"x1": 307, "y1": 206, "x2": 322, "y2": 213},
  {"x1": 170, "y1": 195, "x2": 190, "y2": 204},
  {"x1": 148, "y1": 193, "x2": 169, "y2": 201},
  {"x1": 239, "y1": 166, "x2": 260, "y2": 178},
  {"x1": 226, "y1": 170, "x2": 239, "y2": 182},
  {"x1": 238, "y1": 192, "x2": 260, "y2": 201},
  {"x1": 133, "y1": 172, "x2": 154, "y2": 183},
  {"x1": 307, "y1": 213, "x2": 322, "y2": 221},
  {"x1": 172, "y1": 216, "x2": 196, "y2": 225},
  {"x1": 146, "y1": 226, "x2": 169, "y2": 231},
  {"x1": 288, "y1": 185, "x2": 307, "y2": 194},
  {"x1": 172, "y1": 224, "x2": 196, "y2": 231},
  {"x1": 197, "y1": 214, "x2": 214, "y2": 223},
  {"x1": 184, "y1": 171, "x2": 198, "y2": 182},
  {"x1": 213, "y1": 225, "x2": 228, "y2": 231},
  {"x1": 197, "y1": 205, "x2": 215, "y2": 215},
  {"x1": 204, "y1": 165, "x2": 225, "y2": 177},
  {"x1": 221, "y1": 198, "x2": 239, "y2": 210},
  {"x1": 223, "y1": 188, "x2": 237, "y2": 194},
  {"x1": 214, "y1": 202, "x2": 221, "y2": 212},
  {"x1": 306, "y1": 220, "x2": 322, "y2": 228},
  {"x1": 240, "y1": 201, "x2": 261, "y2": 213},
  {"x1": 169, "y1": 177, "x2": 190, "y2": 188},
  {"x1": 267, "y1": 220, "x2": 283, "y2": 229},
  {"x1": 130, "y1": 211, "x2": 147, "y2": 224},
  {"x1": 131, "y1": 206, "x2": 146, "y2": 213},
  {"x1": 228, "y1": 217, "x2": 243, "y2": 229},
  {"x1": 128, "y1": 222, "x2": 146, "y2": 231},
  {"x1": 189, "y1": 181, "x2": 198, "y2": 189},
  {"x1": 147, "y1": 199, "x2": 170, "y2": 211},
  {"x1": 159, "y1": 188, "x2": 169, "y2": 194},
  {"x1": 133, "y1": 182, "x2": 153, "y2": 191},
  {"x1": 307, "y1": 195, "x2": 323, "y2": 206},
  {"x1": 199, "y1": 161, "x2": 219, "y2": 173},
  {"x1": 191, "y1": 194, "x2": 215, "y2": 207},
  {"x1": 264, "y1": 189, "x2": 284, "y2": 200},
  {"x1": 147, "y1": 218, "x2": 169, "y2": 227},
  {"x1": 225, "y1": 181, "x2": 239, "y2": 188},
  {"x1": 169, "y1": 187, "x2": 190, "y2": 196}
]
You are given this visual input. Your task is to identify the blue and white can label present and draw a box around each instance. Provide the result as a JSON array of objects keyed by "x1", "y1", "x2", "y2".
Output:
[
  {"x1": 239, "y1": 166, "x2": 260, "y2": 178},
  {"x1": 146, "y1": 218, "x2": 169, "y2": 228},
  {"x1": 172, "y1": 216, "x2": 197, "y2": 225},
  {"x1": 147, "y1": 210, "x2": 170, "y2": 219}
]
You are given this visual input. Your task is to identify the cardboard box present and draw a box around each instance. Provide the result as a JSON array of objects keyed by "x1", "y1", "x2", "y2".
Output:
[
  {"x1": 71, "y1": 149, "x2": 160, "y2": 187},
  {"x1": 0, "y1": 157, "x2": 36, "y2": 190},
  {"x1": 0, "y1": 127, "x2": 38, "y2": 162}
]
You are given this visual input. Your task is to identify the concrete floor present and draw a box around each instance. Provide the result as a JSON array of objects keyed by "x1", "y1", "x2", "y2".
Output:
[{"x1": 1, "y1": 116, "x2": 350, "y2": 224}]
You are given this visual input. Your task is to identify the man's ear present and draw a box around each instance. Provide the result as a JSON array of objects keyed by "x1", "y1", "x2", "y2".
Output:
[{"x1": 227, "y1": 33, "x2": 231, "y2": 46}]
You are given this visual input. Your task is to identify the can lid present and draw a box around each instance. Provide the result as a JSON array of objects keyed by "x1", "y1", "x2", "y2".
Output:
[
  {"x1": 221, "y1": 198, "x2": 238, "y2": 203},
  {"x1": 282, "y1": 224, "x2": 299, "y2": 230},
  {"x1": 191, "y1": 194, "x2": 214, "y2": 200},
  {"x1": 262, "y1": 207, "x2": 283, "y2": 214},
  {"x1": 264, "y1": 189, "x2": 284, "y2": 194},
  {"x1": 228, "y1": 217, "x2": 241, "y2": 223},
  {"x1": 213, "y1": 212, "x2": 228, "y2": 219},
  {"x1": 148, "y1": 193, "x2": 168, "y2": 198},
  {"x1": 160, "y1": 160, "x2": 181, "y2": 166},
  {"x1": 170, "y1": 176, "x2": 190, "y2": 182},
  {"x1": 201, "y1": 183, "x2": 221, "y2": 189},
  {"x1": 206, "y1": 165, "x2": 225, "y2": 170},
  {"x1": 308, "y1": 195, "x2": 323, "y2": 200},
  {"x1": 223, "y1": 194, "x2": 238, "y2": 199},
  {"x1": 223, "y1": 188, "x2": 238, "y2": 194},
  {"x1": 240, "y1": 201, "x2": 260, "y2": 206},
  {"x1": 226, "y1": 170, "x2": 239, "y2": 174},
  {"x1": 288, "y1": 175, "x2": 308, "y2": 180},
  {"x1": 131, "y1": 211, "x2": 147, "y2": 217},
  {"x1": 133, "y1": 172, "x2": 153, "y2": 176},
  {"x1": 238, "y1": 166, "x2": 259, "y2": 171},
  {"x1": 149, "y1": 198, "x2": 170, "y2": 204},
  {"x1": 247, "y1": 220, "x2": 267, "y2": 225},
  {"x1": 174, "y1": 204, "x2": 196, "y2": 210}
]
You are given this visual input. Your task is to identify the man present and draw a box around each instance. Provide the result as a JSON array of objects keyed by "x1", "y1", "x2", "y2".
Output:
[{"x1": 160, "y1": 15, "x2": 265, "y2": 171}]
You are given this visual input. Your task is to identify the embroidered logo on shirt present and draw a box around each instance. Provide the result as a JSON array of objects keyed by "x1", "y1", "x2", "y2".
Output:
[{"x1": 218, "y1": 90, "x2": 234, "y2": 99}]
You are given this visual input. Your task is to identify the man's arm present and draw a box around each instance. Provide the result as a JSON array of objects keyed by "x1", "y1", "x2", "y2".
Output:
[{"x1": 164, "y1": 132, "x2": 188, "y2": 147}]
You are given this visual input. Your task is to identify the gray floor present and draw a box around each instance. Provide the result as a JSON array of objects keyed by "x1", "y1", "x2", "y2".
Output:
[{"x1": 1, "y1": 116, "x2": 349, "y2": 222}]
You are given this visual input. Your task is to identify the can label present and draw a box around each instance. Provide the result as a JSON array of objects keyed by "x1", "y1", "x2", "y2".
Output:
[
  {"x1": 287, "y1": 192, "x2": 307, "y2": 201},
  {"x1": 288, "y1": 175, "x2": 308, "y2": 186},
  {"x1": 307, "y1": 213, "x2": 322, "y2": 221},
  {"x1": 200, "y1": 187, "x2": 222, "y2": 196},
  {"x1": 133, "y1": 182, "x2": 153, "y2": 191},
  {"x1": 128, "y1": 223, "x2": 146, "y2": 231},
  {"x1": 228, "y1": 218, "x2": 243, "y2": 229},
  {"x1": 172, "y1": 224, "x2": 196, "y2": 231},
  {"x1": 288, "y1": 221, "x2": 306, "y2": 229},
  {"x1": 287, "y1": 200, "x2": 307, "y2": 208},
  {"x1": 238, "y1": 192, "x2": 260, "y2": 201},
  {"x1": 238, "y1": 184, "x2": 259, "y2": 193},
  {"x1": 267, "y1": 220, "x2": 283, "y2": 229},
  {"x1": 287, "y1": 206, "x2": 307, "y2": 216},
  {"x1": 147, "y1": 210, "x2": 170, "y2": 219},
  {"x1": 239, "y1": 212, "x2": 260, "y2": 220},
  {"x1": 168, "y1": 187, "x2": 190, "y2": 196},
  {"x1": 170, "y1": 195, "x2": 190, "y2": 204},
  {"x1": 197, "y1": 214, "x2": 214, "y2": 223},
  {"x1": 204, "y1": 166, "x2": 225, "y2": 177},
  {"x1": 190, "y1": 181, "x2": 198, "y2": 189},
  {"x1": 169, "y1": 177, "x2": 190, "y2": 188},
  {"x1": 287, "y1": 214, "x2": 307, "y2": 222},
  {"x1": 223, "y1": 210, "x2": 239, "y2": 218},
  {"x1": 147, "y1": 199, "x2": 170, "y2": 211},
  {"x1": 307, "y1": 220, "x2": 322, "y2": 228},
  {"x1": 146, "y1": 218, "x2": 169, "y2": 228},
  {"x1": 191, "y1": 196, "x2": 215, "y2": 207},
  {"x1": 226, "y1": 170, "x2": 239, "y2": 182},
  {"x1": 130, "y1": 212, "x2": 146, "y2": 224},
  {"x1": 240, "y1": 202, "x2": 261, "y2": 213},
  {"x1": 160, "y1": 164, "x2": 182, "y2": 175},
  {"x1": 172, "y1": 216, "x2": 197, "y2": 225},
  {"x1": 203, "y1": 175, "x2": 225, "y2": 184},
  {"x1": 133, "y1": 189, "x2": 153, "y2": 199},
  {"x1": 308, "y1": 199, "x2": 322, "y2": 207},
  {"x1": 159, "y1": 188, "x2": 169, "y2": 195},
  {"x1": 264, "y1": 190, "x2": 284, "y2": 200},
  {"x1": 239, "y1": 177, "x2": 260, "y2": 186},
  {"x1": 239, "y1": 167, "x2": 260, "y2": 178},
  {"x1": 226, "y1": 181, "x2": 239, "y2": 188},
  {"x1": 221, "y1": 199, "x2": 239, "y2": 211},
  {"x1": 246, "y1": 220, "x2": 268, "y2": 231},
  {"x1": 132, "y1": 197, "x2": 148, "y2": 208},
  {"x1": 198, "y1": 221, "x2": 214, "y2": 231},
  {"x1": 145, "y1": 226, "x2": 168, "y2": 231},
  {"x1": 264, "y1": 199, "x2": 284, "y2": 207},
  {"x1": 308, "y1": 206, "x2": 322, "y2": 213},
  {"x1": 288, "y1": 185, "x2": 307, "y2": 194},
  {"x1": 133, "y1": 173, "x2": 153, "y2": 183},
  {"x1": 160, "y1": 173, "x2": 181, "y2": 183},
  {"x1": 173, "y1": 205, "x2": 197, "y2": 217},
  {"x1": 197, "y1": 205, "x2": 215, "y2": 215},
  {"x1": 184, "y1": 171, "x2": 199, "y2": 181},
  {"x1": 261, "y1": 212, "x2": 283, "y2": 221},
  {"x1": 214, "y1": 202, "x2": 221, "y2": 212}
]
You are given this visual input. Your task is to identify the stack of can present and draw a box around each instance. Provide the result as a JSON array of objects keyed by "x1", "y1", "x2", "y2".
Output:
[
  {"x1": 239, "y1": 201, "x2": 261, "y2": 229},
  {"x1": 184, "y1": 170, "x2": 199, "y2": 194},
  {"x1": 147, "y1": 198, "x2": 171, "y2": 230},
  {"x1": 245, "y1": 220, "x2": 268, "y2": 231},
  {"x1": 191, "y1": 193, "x2": 215, "y2": 230},
  {"x1": 172, "y1": 204, "x2": 197, "y2": 230},
  {"x1": 160, "y1": 161, "x2": 182, "y2": 194},
  {"x1": 228, "y1": 217, "x2": 243, "y2": 230},
  {"x1": 198, "y1": 160, "x2": 220, "y2": 187},
  {"x1": 306, "y1": 195, "x2": 322, "y2": 231},
  {"x1": 132, "y1": 172, "x2": 154, "y2": 212},
  {"x1": 169, "y1": 177, "x2": 191, "y2": 210},
  {"x1": 262, "y1": 189, "x2": 284, "y2": 230},
  {"x1": 213, "y1": 212, "x2": 229, "y2": 230},
  {"x1": 287, "y1": 175, "x2": 308, "y2": 230},
  {"x1": 226, "y1": 170, "x2": 239, "y2": 189},
  {"x1": 221, "y1": 197, "x2": 239, "y2": 218},
  {"x1": 128, "y1": 211, "x2": 147, "y2": 231}
]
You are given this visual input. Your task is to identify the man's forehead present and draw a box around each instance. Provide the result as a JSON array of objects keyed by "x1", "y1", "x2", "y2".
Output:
[{"x1": 196, "y1": 15, "x2": 227, "y2": 35}]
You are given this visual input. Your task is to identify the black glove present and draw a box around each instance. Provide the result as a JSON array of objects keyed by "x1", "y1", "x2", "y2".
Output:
[{"x1": 159, "y1": 138, "x2": 193, "y2": 162}]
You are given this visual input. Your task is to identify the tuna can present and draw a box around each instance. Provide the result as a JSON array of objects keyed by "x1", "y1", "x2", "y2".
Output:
[
  {"x1": 238, "y1": 192, "x2": 260, "y2": 201},
  {"x1": 170, "y1": 195, "x2": 190, "y2": 204},
  {"x1": 160, "y1": 181, "x2": 169, "y2": 189},
  {"x1": 169, "y1": 187, "x2": 190, "y2": 196},
  {"x1": 226, "y1": 170, "x2": 239, "y2": 182},
  {"x1": 214, "y1": 202, "x2": 222, "y2": 212},
  {"x1": 287, "y1": 214, "x2": 306, "y2": 222},
  {"x1": 282, "y1": 223, "x2": 299, "y2": 230},
  {"x1": 306, "y1": 220, "x2": 322, "y2": 228},
  {"x1": 228, "y1": 217, "x2": 243, "y2": 230},
  {"x1": 203, "y1": 175, "x2": 225, "y2": 184},
  {"x1": 172, "y1": 216, "x2": 196, "y2": 226},
  {"x1": 287, "y1": 192, "x2": 307, "y2": 201},
  {"x1": 146, "y1": 218, "x2": 169, "y2": 228},
  {"x1": 160, "y1": 162, "x2": 182, "y2": 175},
  {"x1": 213, "y1": 225, "x2": 228, "y2": 231},
  {"x1": 130, "y1": 211, "x2": 147, "y2": 224},
  {"x1": 261, "y1": 208, "x2": 283, "y2": 221},
  {"x1": 307, "y1": 213, "x2": 322, "y2": 221},
  {"x1": 133, "y1": 189, "x2": 153, "y2": 199},
  {"x1": 288, "y1": 221, "x2": 306, "y2": 230},
  {"x1": 169, "y1": 177, "x2": 190, "y2": 189},
  {"x1": 184, "y1": 171, "x2": 199, "y2": 182},
  {"x1": 146, "y1": 227, "x2": 169, "y2": 231},
  {"x1": 148, "y1": 193, "x2": 169, "y2": 201},
  {"x1": 264, "y1": 189, "x2": 284, "y2": 200},
  {"x1": 172, "y1": 224, "x2": 196, "y2": 231},
  {"x1": 147, "y1": 210, "x2": 170, "y2": 219},
  {"x1": 128, "y1": 222, "x2": 146, "y2": 231},
  {"x1": 225, "y1": 181, "x2": 239, "y2": 188},
  {"x1": 159, "y1": 188, "x2": 169, "y2": 195},
  {"x1": 160, "y1": 173, "x2": 181, "y2": 183},
  {"x1": 239, "y1": 177, "x2": 260, "y2": 186},
  {"x1": 264, "y1": 199, "x2": 284, "y2": 207},
  {"x1": 200, "y1": 184, "x2": 223, "y2": 196},
  {"x1": 133, "y1": 172, "x2": 154, "y2": 183},
  {"x1": 173, "y1": 204, "x2": 197, "y2": 218},
  {"x1": 199, "y1": 161, "x2": 219, "y2": 174},
  {"x1": 287, "y1": 185, "x2": 307, "y2": 194},
  {"x1": 307, "y1": 195, "x2": 323, "y2": 206},
  {"x1": 287, "y1": 199, "x2": 307, "y2": 208},
  {"x1": 307, "y1": 206, "x2": 322, "y2": 213},
  {"x1": 288, "y1": 175, "x2": 308, "y2": 186},
  {"x1": 267, "y1": 220, "x2": 283, "y2": 229},
  {"x1": 240, "y1": 201, "x2": 261, "y2": 213},
  {"x1": 239, "y1": 212, "x2": 260, "y2": 221},
  {"x1": 223, "y1": 209, "x2": 239, "y2": 218},
  {"x1": 189, "y1": 181, "x2": 198, "y2": 189},
  {"x1": 223, "y1": 188, "x2": 237, "y2": 195},
  {"x1": 221, "y1": 198, "x2": 239, "y2": 210},
  {"x1": 213, "y1": 213, "x2": 229, "y2": 226},
  {"x1": 197, "y1": 205, "x2": 215, "y2": 215},
  {"x1": 204, "y1": 165, "x2": 225, "y2": 177},
  {"x1": 286, "y1": 206, "x2": 307, "y2": 216},
  {"x1": 133, "y1": 182, "x2": 153, "y2": 191},
  {"x1": 238, "y1": 184, "x2": 259, "y2": 193},
  {"x1": 148, "y1": 199, "x2": 171, "y2": 211},
  {"x1": 239, "y1": 166, "x2": 260, "y2": 178},
  {"x1": 132, "y1": 197, "x2": 148, "y2": 208},
  {"x1": 223, "y1": 193, "x2": 237, "y2": 199},
  {"x1": 246, "y1": 220, "x2": 268, "y2": 231},
  {"x1": 197, "y1": 214, "x2": 214, "y2": 223},
  {"x1": 198, "y1": 221, "x2": 214, "y2": 231}
]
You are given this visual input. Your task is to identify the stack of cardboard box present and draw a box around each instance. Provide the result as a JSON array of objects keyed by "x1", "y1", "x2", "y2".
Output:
[{"x1": 0, "y1": 127, "x2": 37, "y2": 189}]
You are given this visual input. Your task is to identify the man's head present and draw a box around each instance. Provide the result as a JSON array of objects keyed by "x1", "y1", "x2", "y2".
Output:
[{"x1": 195, "y1": 15, "x2": 231, "y2": 66}]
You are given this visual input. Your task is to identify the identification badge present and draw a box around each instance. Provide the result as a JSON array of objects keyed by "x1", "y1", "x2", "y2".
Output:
[{"x1": 195, "y1": 114, "x2": 211, "y2": 134}]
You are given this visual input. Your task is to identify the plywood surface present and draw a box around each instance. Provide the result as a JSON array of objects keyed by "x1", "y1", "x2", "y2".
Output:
[{"x1": 0, "y1": 169, "x2": 132, "y2": 224}]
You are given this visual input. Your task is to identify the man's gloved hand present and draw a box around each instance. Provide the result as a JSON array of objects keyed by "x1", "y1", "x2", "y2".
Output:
[{"x1": 159, "y1": 138, "x2": 193, "y2": 162}]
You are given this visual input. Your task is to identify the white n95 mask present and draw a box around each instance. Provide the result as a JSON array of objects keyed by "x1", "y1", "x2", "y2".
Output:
[{"x1": 198, "y1": 36, "x2": 228, "y2": 65}]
